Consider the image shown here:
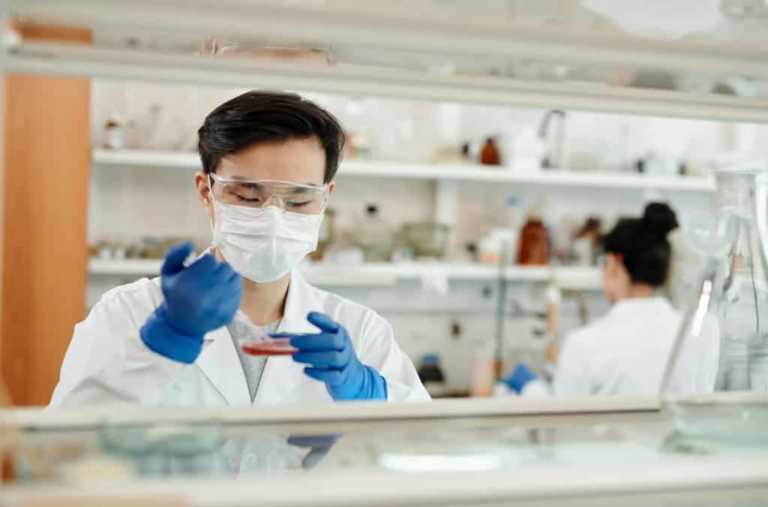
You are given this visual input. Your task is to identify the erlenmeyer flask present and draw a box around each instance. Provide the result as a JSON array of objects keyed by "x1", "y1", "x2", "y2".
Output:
[{"x1": 662, "y1": 166, "x2": 768, "y2": 443}]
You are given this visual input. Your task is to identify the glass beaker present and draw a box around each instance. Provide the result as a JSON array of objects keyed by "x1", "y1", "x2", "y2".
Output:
[{"x1": 662, "y1": 166, "x2": 768, "y2": 443}]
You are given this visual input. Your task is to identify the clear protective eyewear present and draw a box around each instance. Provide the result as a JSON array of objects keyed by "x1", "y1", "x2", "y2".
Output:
[{"x1": 208, "y1": 174, "x2": 329, "y2": 215}]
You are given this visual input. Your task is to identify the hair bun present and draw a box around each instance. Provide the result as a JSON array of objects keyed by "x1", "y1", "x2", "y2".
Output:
[{"x1": 642, "y1": 202, "x2": 678, "y2": 238}]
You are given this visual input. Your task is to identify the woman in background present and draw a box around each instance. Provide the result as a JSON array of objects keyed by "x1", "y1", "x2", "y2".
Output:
[{"x1": 505, "y1": 202, "x2": 715, "y2": 397}]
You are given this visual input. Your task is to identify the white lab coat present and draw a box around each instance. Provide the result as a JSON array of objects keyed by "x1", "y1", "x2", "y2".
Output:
[
  {"x1": 523, "y1": 297, "x2": 719, "y2": 397},
  {"x1": 51, "y1": 271, "x2": 430, "y2": 407}
]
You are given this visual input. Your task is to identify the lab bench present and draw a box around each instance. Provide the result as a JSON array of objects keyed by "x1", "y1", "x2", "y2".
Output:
[{"x1": 2, "y1": 395, "x2": 767, "y2": 506}]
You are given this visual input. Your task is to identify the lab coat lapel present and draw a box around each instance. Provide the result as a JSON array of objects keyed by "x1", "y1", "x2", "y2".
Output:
[
  {"x1": 279, "y1": 270, "x2": 320, "y2": 334},
  {"x1": 255, "y1": 270, "x2": 332, "y2": 404},
  {"x1": 196, "y1": 326, "x2": 251, "y2": 406}
]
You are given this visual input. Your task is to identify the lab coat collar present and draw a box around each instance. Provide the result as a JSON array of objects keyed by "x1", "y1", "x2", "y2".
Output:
[
  {"x1": 608, "y1": 296, "x2": 672, "y2": 322},
  {"x1": 198, "y1": 247, "x2": 318, "y2": 335},
  {"x1": 195, "y1": 269, "x2": 324, "y2": 406},
  {"x1": 611, "y1": 295, "x2": 669, "y2": 314},
  {"x1": 277, "y1": 269, "x2": 322, "y2": 335},
  {"x1": 196, "y1": 326, "x2": 251, "y2": 406},
  {"x1": 199, "y1": 268, "x2": 319, "y2": 340}
]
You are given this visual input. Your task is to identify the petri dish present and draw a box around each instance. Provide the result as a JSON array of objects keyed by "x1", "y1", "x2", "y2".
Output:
[
  {"x1": 241, "y1": 337, "x2": 297, "y2": 356},
  {"x1": 232, "y1": 311, "x2": 298, "y2": 356}
]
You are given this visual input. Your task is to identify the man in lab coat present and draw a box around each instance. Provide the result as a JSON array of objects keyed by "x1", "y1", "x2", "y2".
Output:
[{"x1": 51, "y1": 91, "x2": 430, "y2": 407}]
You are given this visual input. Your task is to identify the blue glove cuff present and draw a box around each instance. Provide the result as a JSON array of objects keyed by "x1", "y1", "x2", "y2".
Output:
[
  {"x1": 359, "y1": 365, "x2": 388, "y2": 401},
  {"x1": 140, "y1": 305, "x2": 204, "y2": 364}
]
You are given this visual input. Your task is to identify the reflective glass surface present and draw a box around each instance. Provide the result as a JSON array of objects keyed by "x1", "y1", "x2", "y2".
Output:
[{"x1": 7, "y1": 408, "x2": 768, "y2": 485}]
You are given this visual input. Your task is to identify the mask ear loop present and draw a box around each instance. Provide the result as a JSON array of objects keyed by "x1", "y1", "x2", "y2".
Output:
[
  {"x1": 206, "y1": 174, "x2": 216, "y2": 206},
  {"x1": 207, "y1": 174, "x2": 220, "y2": 250}
]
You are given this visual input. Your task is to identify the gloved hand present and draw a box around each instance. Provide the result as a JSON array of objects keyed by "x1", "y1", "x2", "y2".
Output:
[
  {"x1": 277, "y1": 312, "x2": 387, "y2": 401},
  {"x1": 140, "y1": 242, "x2": 243, "y2": 364},
  {"x1": 286, "y1": 433, "x2": 340, "y2": 469},
  {"x1": 502, "y1": 363, "x2": 537, "y2": 394}
]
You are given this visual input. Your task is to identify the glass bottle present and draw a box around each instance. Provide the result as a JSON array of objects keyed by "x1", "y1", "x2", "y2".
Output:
[
  {"x1": 479, "y1": 137, "x2": 502, "y2": 166},
  {"x1": 662, "y1": 166, "x2": 768, "y2": 443},
  {"x1": 516, "y1": 215, "x2": 551, "y2": 266},
  {"x1": 356, "y1": 204, "x2": 393, "y2": 262}
]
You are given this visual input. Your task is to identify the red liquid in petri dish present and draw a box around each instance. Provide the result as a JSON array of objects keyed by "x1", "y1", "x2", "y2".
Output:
[{"x1": 241, "y1": 338, "x2": 297, "y2": 356}]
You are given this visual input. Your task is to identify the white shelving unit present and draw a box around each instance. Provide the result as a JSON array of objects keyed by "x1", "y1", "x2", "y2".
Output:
[
  {"x1": 343, "y1": 161, "x2": 715, "y2": 192},
  {"x1": 88, "y1": 258, "x2": 602, "y2": 290},
  {"x1": 88, "y1": 148, "x2": 699, "y2": 292},
  {"x1": 92, "y1": 149, "x2": 715, "y2": 193}
]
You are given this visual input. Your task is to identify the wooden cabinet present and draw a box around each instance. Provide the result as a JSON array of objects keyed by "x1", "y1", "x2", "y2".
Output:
[{"x1": 0, "y1": 23, "x2": 91, "y2": 406}]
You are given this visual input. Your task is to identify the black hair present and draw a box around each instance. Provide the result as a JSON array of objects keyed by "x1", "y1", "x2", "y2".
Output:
[
  {"x1": 198, "y1": 91, "x2": 345, "y2": 183},
  {"x1": 602, "y1": 202, "x2": 679, "y2": 287}
]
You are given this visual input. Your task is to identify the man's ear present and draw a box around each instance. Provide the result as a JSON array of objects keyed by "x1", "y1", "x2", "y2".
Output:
[{"x1": 195, "y1": 171, "x2": 211, "y2": 205}]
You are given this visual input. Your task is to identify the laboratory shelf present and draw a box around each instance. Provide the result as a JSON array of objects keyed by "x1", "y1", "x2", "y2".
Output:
[
  {"x1": 92, "y1": 149, "x2": 715, "y2": 193},
  {"x1": 88, "y1": 258, "x2": 602, "y2": 290},
  {"x1": 89, "y1": 258, "x2": 163, "y2": 276},
  {"x1": 303, "y1": 262, "x2": 602, "y2": 290},
  {"x1": 92, "y1": 149, "x2": 200, "y2": 169},
  {"x1": 341, "y1": 160, "x2": 715, "y2": 192}
]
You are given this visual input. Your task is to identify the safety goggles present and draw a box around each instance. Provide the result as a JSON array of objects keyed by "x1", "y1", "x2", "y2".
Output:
[{"x1": 208, "y1": 174, "x2": 329, "y2": 215}]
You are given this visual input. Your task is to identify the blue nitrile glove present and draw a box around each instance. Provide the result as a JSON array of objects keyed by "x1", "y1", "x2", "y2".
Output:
[
  {"x1": 277, "y1": 312, "x2": 387, "y2": 401},
  {"x1": 287, "y1": 434, "x2": 340, "y2": 469},
  {"x1": 140, "y1": 242, "x2": 243, "y2": 364},
  {"x1": 503, "y1": 363, "x2": 538, "y2": 394}
]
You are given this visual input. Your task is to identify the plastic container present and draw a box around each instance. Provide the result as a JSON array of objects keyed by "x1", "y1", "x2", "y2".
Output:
[
  {"x1": 478, "y1": 228, "x2": 517, "y2": 265},
  {"x1": 509, "y1": 128, "x2": 544, "y2": 172}
]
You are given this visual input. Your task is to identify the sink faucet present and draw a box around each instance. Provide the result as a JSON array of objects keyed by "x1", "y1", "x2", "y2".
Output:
[{"x1": 537, "y1": 110, "x2": 567, "y2": 170}]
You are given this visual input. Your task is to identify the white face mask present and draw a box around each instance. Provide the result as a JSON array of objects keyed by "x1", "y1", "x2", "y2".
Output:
[{"x1": 210, "y1": 199, "x2": 323, "y2": 283}]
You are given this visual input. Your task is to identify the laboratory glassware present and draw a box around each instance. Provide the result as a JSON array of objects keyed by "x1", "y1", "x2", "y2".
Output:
[{"x1": 662, "y1": 166, "x2": 768, "y2": 443}]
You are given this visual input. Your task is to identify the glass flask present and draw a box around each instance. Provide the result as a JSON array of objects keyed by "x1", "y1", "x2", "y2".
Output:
[{"x1": 662, "y1": 166, "x2": 768, "y2": 443}]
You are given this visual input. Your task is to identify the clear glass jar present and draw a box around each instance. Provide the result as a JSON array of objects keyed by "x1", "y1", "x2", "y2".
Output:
[{"x1": 356, "y1": 204, "x2": 393, "y2": 262}]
